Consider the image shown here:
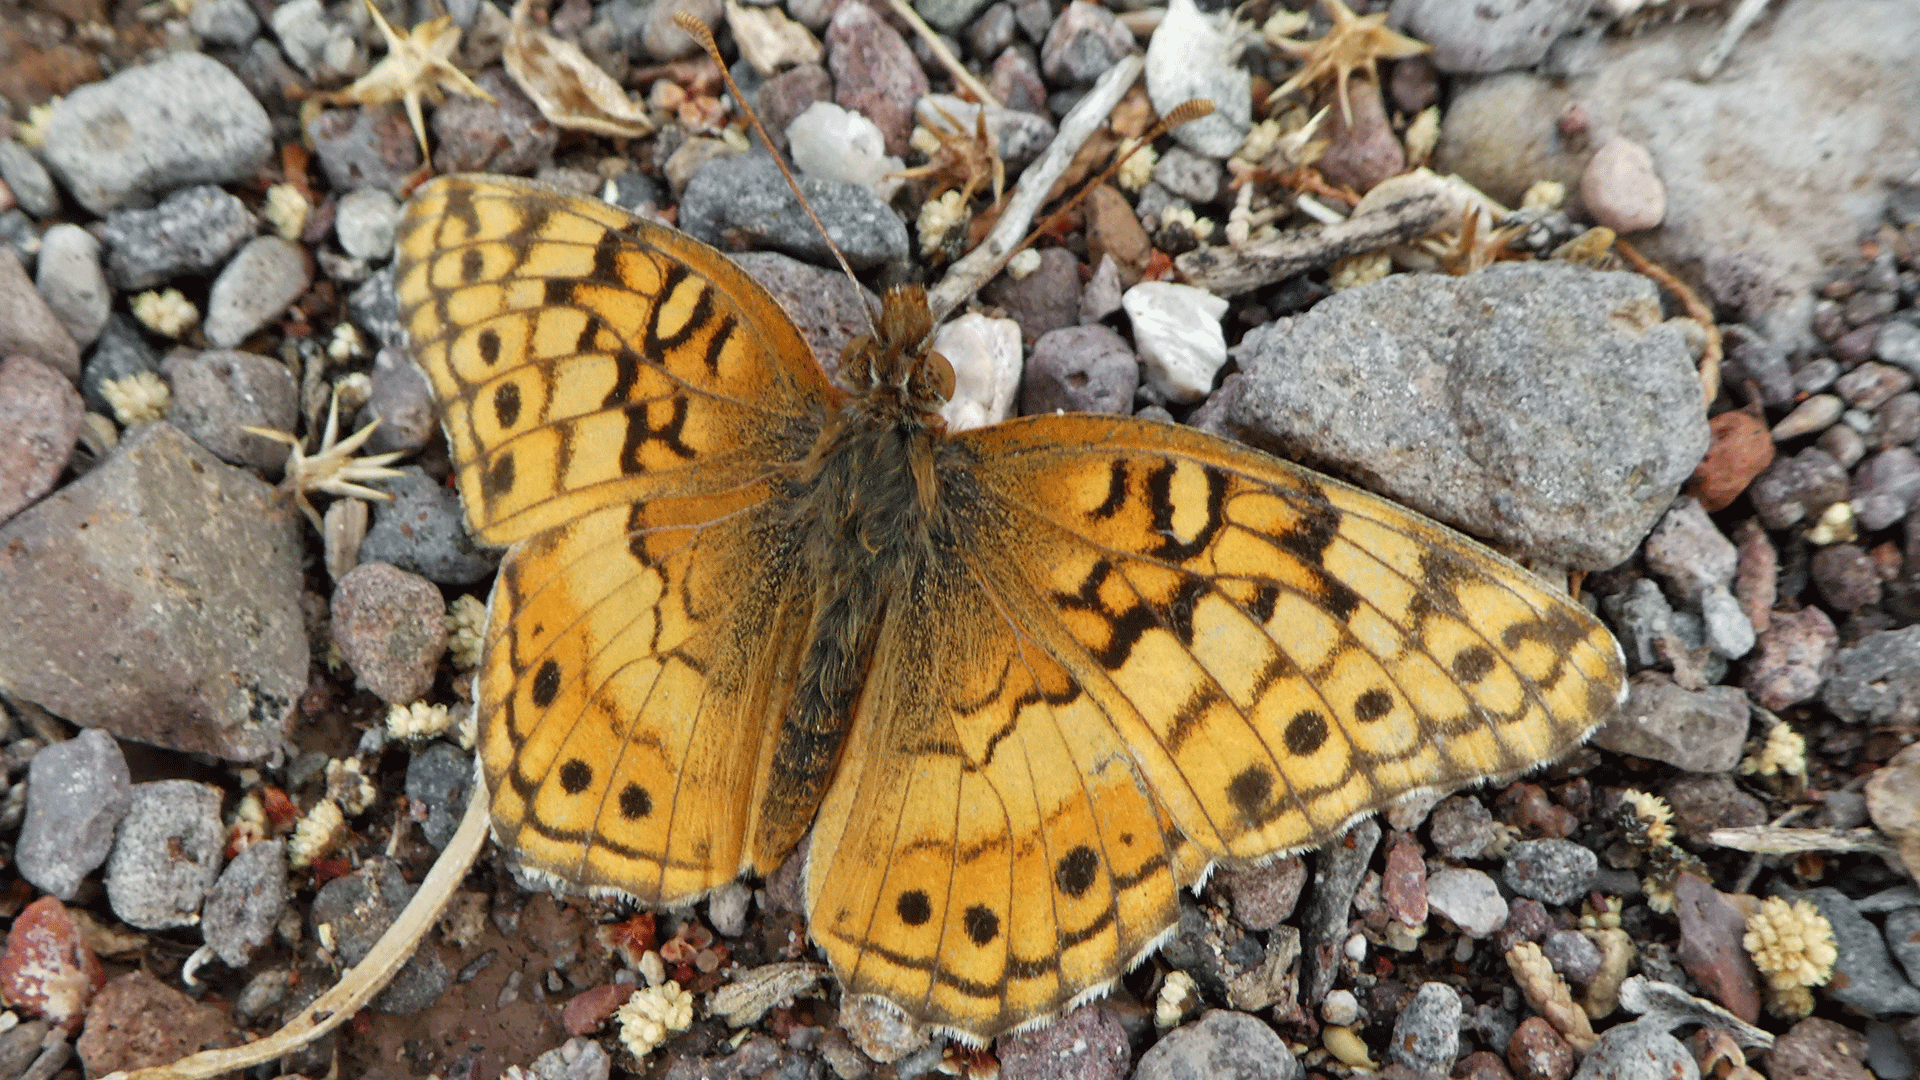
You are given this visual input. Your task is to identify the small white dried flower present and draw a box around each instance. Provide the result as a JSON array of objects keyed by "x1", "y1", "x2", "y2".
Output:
[
  {"x1": 1741, "y1": 722, "x2": 1808, "y2": 780},
  {"x1": 325, "y1": 757, "x2": 378, "y2": 816},
  {"x1": 16, "y1": 100, "x2": 59, "y2": 149},
  {"x1": 328, "y1": 322, "x2": 365, "y2": 363},
  {"x1": 387, "y1": 700, "x2": 455, "y2": 741},
  {"x1": 615, "y1": 981, "x2": 694, "y2": 1060},
  {"x1": 448, "y1": 594, "x2": 488, "y2": 670},
  {"x1": 264, "y1": 183, "x2": 311, "y2": 242},
  {"x1": 1807, "y1": 500, "x2": 1855, "y2": 545},
  {"x1": 288, "y1": 798, "x2": 346, "y2": 868},
  {"x1": 908, "y1": 124, "x2": 942, "y2": 156},
  {"x1": 1329, "y1": 250, "x2": 1391, "y2": 291},
  {"x1": 916, "y1": 189, "x2": 967, "y2": 258},
  {"x1": 101, "y1": 371, "x2": 172, "y2": 426},
  {"x1": 1620, "y1": 789, "x2": 1676, "y2": 848},
  {"x1": 1234, "y1": 118, "x2": 1283, "y2": 165},
  {"x1": 1117, "y1": 137, "x2": 1157, "y2": 193},
  {"x1": 1005, "y1": 248, "x2": 1042, "y2": 281},
  {"x1": 1523, "y1": 179, "x2": 1568, "y2": 211},
  {"x1": 132, "y1": 287, "x2": 198, "y2": 338},
  {"x1": 1153, "y1": 969, "x2": 1196, "y2": 1029},
  {"x1": 246, "y1": 388, "x2": 406, "y2": 531}
]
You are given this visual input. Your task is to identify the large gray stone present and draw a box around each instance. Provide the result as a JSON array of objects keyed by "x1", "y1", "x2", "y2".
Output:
[
  {"x1": 1215, "y1": 262, "x2": 1706, "y2": 568},
  {"x1": 15, "y1": 729, "x2": 131, "y2": 900},
  {"x1": 105, "y1": 780, "x2": 225, "y2": 930},
  {"x1": 1132, "y1": 1010, "x2": 1301, "y2": 1080},
  {"x1": 679, "y1": 152, "x2": 909, "y2": 273}
]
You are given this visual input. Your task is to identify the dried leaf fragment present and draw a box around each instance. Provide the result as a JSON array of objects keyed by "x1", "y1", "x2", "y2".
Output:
[
  {"x1": 707, "y1": 962, "x2": 830, "y2": 1027},
  {"x1": 506, "y1": 0, "x2": 655, "y2": 138}
]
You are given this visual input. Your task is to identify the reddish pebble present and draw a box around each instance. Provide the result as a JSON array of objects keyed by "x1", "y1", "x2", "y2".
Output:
[
  {"x1": 1506, "y1": 1017, "x2": 1575, "y2": 1080},
  {"x1": 1458, "y1": 1050, "x2": 1515, "y2": 1080},
  {"x1": 1495, "y1": 783, "x2": 1578, "y2": 840},
  {"x1": 563, "y1": 983, "x2": 632, "y2": 1036},
  {"x1": 1672, "y1": 873, "x2": 1762, "y2": 1023},
  {"x1": 1382, "y1": 834, "x2": 1428, "y2": 927},
  {"x1": 1318, "y1": 79, "x2": 1405, "y2": 194},
  {"x1": 1689, "y1": 411, "x2": 1773, "y2": 512},
  {"x1": 0, "y1": 896, "x2": 106, "y2": 1032}
]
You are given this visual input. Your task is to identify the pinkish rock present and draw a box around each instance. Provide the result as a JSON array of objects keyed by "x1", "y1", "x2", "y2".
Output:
[
  {"x1": 330, "y1": 561, "x2": 449, "y2": 705},
  {"x1": 1382, "y1": 834, "x2": 1428, "y2": 927},
  {"x1": 0, "y1": 896, "x2": 105, "y2": 1033},
  {"x1": 1319, "y1": 80, "x2": 1406, "y2": 194},
  {"x1": 1580, "y1": 136, "x2": 1665, "y2": 232},
  {"x1": 826, "y1": 1, "x2": 927, "y2": 158},
  {"x1": 0, "y1": 354, "x2": 83, "y2": 525},
  {"x1": 1744, "y1": 605, "x2": 1838, "y2": 711},
  {"x1": 0, "y1": 250, "x2": 80, "y2": 381},
  {"x1": 1672, "y1": 873, "x2": 1761, "y2": 1023}
]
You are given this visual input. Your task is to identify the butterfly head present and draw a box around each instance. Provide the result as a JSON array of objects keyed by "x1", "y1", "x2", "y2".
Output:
[{"x1": 837, "y1": 284, "x2": 955, "y2": 421}]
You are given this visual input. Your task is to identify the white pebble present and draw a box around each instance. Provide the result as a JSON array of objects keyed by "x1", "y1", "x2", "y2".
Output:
[
  {"x1": 1122, "y1": 280, "x2": 1229, "y2": 404},
  {"x1": 786, "y1": 102, "x2": 903, "y2": 200},
  {"x1": 934, "y1": 313, "x2": 1022, "y2": 432}
]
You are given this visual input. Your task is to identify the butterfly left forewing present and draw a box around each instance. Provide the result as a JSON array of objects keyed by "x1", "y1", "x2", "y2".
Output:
[{"x1": 954, "y1": 413, "x2": 1626, "y2": 865}]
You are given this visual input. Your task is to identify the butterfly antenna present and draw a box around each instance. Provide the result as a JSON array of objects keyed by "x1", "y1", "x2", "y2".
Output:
[{"x1": 675, "y1": 12, "x2": 881, "y2": 334}]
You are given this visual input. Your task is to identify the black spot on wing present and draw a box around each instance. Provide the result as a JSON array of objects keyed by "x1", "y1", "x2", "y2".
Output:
[
  {"x1": 618, "y1": 782, "x2": 652, "y2": 819},
  {"x1": 558, "y1": 758, "x2": 592, "y2": 794},
  {"x1": 531, "y1": 658, "x2": 561, "y2": 707},
  {"x1": 963, "y1": 904, "x2": 1000, "y2": 946},
  {"x1": 897, "y1": 890, "x2": 932, "y2": 926},
  {"x1": 1055, "y1": 846, "x2": 1099, "y2": 898}
]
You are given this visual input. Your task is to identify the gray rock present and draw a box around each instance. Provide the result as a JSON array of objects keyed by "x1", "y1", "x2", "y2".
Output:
[
  {"x1": 915, "y1": 0, "x2": 994, "y2": 32},
  {"x1": 1301, "y1": 818, "x2": 1380, "y2": 1004},
  {"x1": 335, "y1": 188, "x2": 402, "y2": 261},
  {"x1": 1795, "y1": 887, "x2": 1920, "y2": 1017},
  {"x1": 1880, "y1": 320, "x2": 1920, "y2": 378},
  {"x1": 0, "y1": 139, "x2": 57, "y2": 218},
  {"x1": 1603, "y1": 577, "x2": 1674, "y2": 672},
  {"x1": 1594, "y1": 676, "x2": 1749, "y2": 772},
  {"x1": 204, "y1": 237, "x2": 311, "y2": 348},
  {"x1": 1143, "y1": 0, "x2": 1250, "y2": 158},
  {"x1": 189, "y1": 0, "x2": 261, "y2": 45},
  {"x1": 1426, "y1": 868, "x2": 1509, "y2": 938},
  {"x1": 39, "y1": 53, "x2": 273, "y2": 216},
  {"x1": 1543, "y1": 929, "x2": 1603, "y2": 985},
  {"x1": 165, "y1": 349, "x2": 299, "y2": 472},
  {"x1": 34, "y1": 224, "x2": 110, "y2": 349},
  {"x1": 15, "y1": 729, "x2": 131, "y2": 900},
  {"x1": 404, "y1": 741, "x2": 475, "y2": 849},
  {"x1": 1854, "y1": 448, "x2": 1920, "y2": 532},
  {"x1": 1023, "y1": 324, "x2": 1138, "y2": 416},
  {"x1": 1132, "y1": 1010, "x2": 1300, "y2": 1080},
  {"x1": 1217, "y1": 262, "x2": 1705, "y2": 568},
  {"x1": 1390, "y1": 982, "x2": 1462, "y2": 1073},
  {"x1": 680, "y1": 153, "x2": 909, "y2": 273},
  {"x1": 331, "y1": 560, "x2": 449, "y2": 704},
  {"x1": 1745, "y1": 605, "x2": 1838, "y2": 711},
  {"x1": 917, "y1": 95, "x2": 1056, "y2": 169},
  {"x1": 0, "y1": 354, "x2": 83, "y2": 527},
  {"x1": 733, "y1": 250, "x2": 880, "y2": 381},
  {"x1": 1040, "y1": 1, "x2": 1134, "y2": 84},
  {"x1": 998, "y1": 1003, "x2": 1128, "y2": 1080},
  {"x1": 529, "y1": 1038, "x2": 613, "y2": 1080},
  {"x1": 82, "y1": 314, "x2": 161, "y2": 415},
  {"x1": 1437, "y1": 4, "x2": 1920, "y2": 351},
  {"x1": 360, "y1": 467, "x2": 500, "y2": 586},
  {"x1": 1870, "y1": 1021, "x2": 1918, "y2": 1080},
  {"x1": 270, "y1": 0, "x2": 366, "y2": 80},
  {"x1": 1392, "y1": 0, "x2": 1591, "y2": 73},
  {"x1": 982, "y1": 247, "x2": 1083, "y2": 347},
  {"x1": 201, "y1": 839, "x2": 288, "y2": 967},
  {"x1": 0, "y1": 248, "x2": 81, "y2": 382},
  {"x1": 1570, "y1": 1021, "x2": 1698, "y2": 1080},
  {"x1": 1699, "y1": 588, "x2": 1755, "y2": 660},
  {"x1": 1643, "y1": 497, "x2": 1736, "y2": 599},
  {"x1": 1211, "y1": 857, "x2": 1306, "y2": 932},
  {"x1": 964, "y1": 2, "x2": 1015, "y2": 58},
  {"x1": 707, "y1": 881, "x2": 750, "y2": 939},
  {"x1": 1153, "y1": 146, "x2": 1223, "y2": 204},
  {"x1": 1886, "y1": 907, "x2": 1920, "y2": 990},
  {"x1": 1794, "y1": 356, "x2": 1840, "y2": 396},
  {"x1": 1429, "y1": 796, "x2": 1496, "y2": 860},
  {"x1": 0, "y1": 423, "x2": 306, "y2": 760},
  {"x1": 428, "y1": 70, "x2": 551, "y2": 178},
  {"x1": 357, "y1": 346, "x2": 438, "y2": 455},
  {"x1": 1081, "y1": 254, "x2": 1123, "y2": 323},
  {"x1": 1750, "y1": 447, "x2": 1851, "y2": 529},
  {"x1": 1823, "y1": 626, "x2": 1920, "y2": 726},
  {"x1": 101, "y1": 184, "x2": 257, "y2": 291},
  {"x1": 105, "y1": 780, "x2": 225, "y2": 930},
  {"x1": 1722, "y1": 325, "x2": 1793, "y2": 406},
  {"x1": 1502, "y1": 839, "x2": 1598, "y2": 906},
  {"x1": 311, "y1": 104, "x2": 426, "y2": 195},
  {"x1": 350, "y1": 265, "x2": 404, "y2": 350},
  {"x1": 311, "y1": 859, "x2": 449, "y2": 1014}
]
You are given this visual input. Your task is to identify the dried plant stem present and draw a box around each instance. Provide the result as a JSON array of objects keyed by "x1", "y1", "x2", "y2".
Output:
[
  {"x1": 1707, "y1": 825, "x2": 1896, "y2": 858},
  {"x1": 930, "y1": 54, "x2": 1143, "y2": 318},
  {"x1": 98, "y1": 785, "x2": 491, "y2": 1080},
  {"x1": 883, "y1": 0, "x2": 1001, "y2": 110},
  {"x1": 1614, "y1": 238, "x2": 1722, "y2": 406}
]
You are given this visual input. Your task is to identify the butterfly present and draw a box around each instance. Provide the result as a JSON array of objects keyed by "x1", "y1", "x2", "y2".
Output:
[{"x1": 392, "y1": 173, "x2": 1627, "y2": 1044}]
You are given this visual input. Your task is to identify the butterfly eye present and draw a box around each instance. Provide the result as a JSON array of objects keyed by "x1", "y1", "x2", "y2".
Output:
[
  {"x1": 839, "y1": 335, "x2": 875, "y2": 388},
  {"x1": 923, "y1": 349, "x2": 956, "y2": 403}
]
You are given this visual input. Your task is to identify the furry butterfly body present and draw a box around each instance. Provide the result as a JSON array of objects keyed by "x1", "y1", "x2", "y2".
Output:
[{"x1": 394, "y1": 173, "x2": 1627, "y2": 1042}]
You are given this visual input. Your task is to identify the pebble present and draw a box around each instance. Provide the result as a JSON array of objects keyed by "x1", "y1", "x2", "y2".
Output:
[
  {"x1": 1580, "y1": 137, "x2": 1665, "y2": 233},
  {"x1": 0, "y1": 140, "x2": 56, "y2": 218},
  {"x1": 1822, "y1": 625, "x2": 1920, "y2": 725},
  {"x1": 1152, "y1": 146, "x2": 1223, "y2": 205},
  {"x1": 1391, "y1": 983, "x2": 1462, "y2": 1075},
  {"x1": 752, "y1": 63, "x2": 833, "y2": 155},
  {"x1": 1132, "y1": 1009, "x2": 1301, "y2": 1080},
  {"x1": 1321, "y1": 988, "x2": 1359, "y2": 1027},
  {"x1": 1749, "y1": 447, "x2": 1850, "y2": 529},
  {"x1": 1501, "y1": 839, "x2": 1598, "y2": 907},
  {"x1": 734, "y1": 251, "x2": 878, "y2": 380},
  {"x1": 926, "y1": 0, "x2": 995, "y2": 34},
  {"x1": 1506, "y1": 1016, "x2": 1574, "y2": 1080},
  {"x1": 15, "y1": 729, "x2": 130, "y2": 900},
  {"x1": 1795, "y1": 357, "x2": 1841, "y2": 395},
  {"x1": 1819, "y1": 422, "x2": 1867, "y2": 467},
  {"x1": 825, "y1": 0, "x2": 927, "y2": 157},
  {"x1": 310, "y1": 105, "x2": 425, "y2": 195},
  {"x1": 203, "y1": 237, "x2": 312, "y2": 348},
  {"x1": 1081, "y1": 254, "x2": 1124, "y2": 323},
  {"x1": 787, "y1": 102, "x2": 901, "y2": 196},
  {"x1": 404, "y1": 741, "x2": 475, "y2": 849},
  {"x1": 1425, "y1": 868, "x2": 1508, "y2": 939},
  {"x1": 1395, "y1": 0, "x2": 1590, "y2": 72},
  {"x1": 0, "y1": 1023, "x2": 49, "y2": 1080},
  {"x1": 310, "y1": 859, "x2": 450, "y2": 1014},
  {"x1": 1837, "y1": 361, "x2": 1915, "y2": 410},
  {"x1": 932, "y1": 313, "x2": 1021, "y2": 431},
  {"x1": 1592, "y1": 676, "x2": 1748, "y2": 773},
  {"x1": 1318, "y1": 81, "x2": 1406, "y2": 195},
  {"x1": 1699, "y1": 588, "x2": 1755, "y2": 659},
  {"x1": 1643, "y1": 497, "x2": 1736, "y2": 598},
  {"x1": 1143, "y1": 0, "x2": 1250, "y2": 158},
  {"x1": 1869, "y1": 744, "x2": 1920, "y2": 886},
  {"x1": 1688, "y1": 409, "x2": 1772, "y2": 512},
  {"x1": 528, "y1": 1037, "x2": 611, "y2": 1080},
  {"x1": 352, "y1": 349, "x2": 435, "y2": 457},
  {"x1": 999, "y1": 1003, "x2": 1130, "y2": 1080},
  {"x1": 0, "y1": 354, "x2": 83, "y2": 526},
  {"x1": 642, "y1": 0, "x2": 720, "y2": 60},
  {"x1": 270, "y1": 0, "x2": 365, "y2": 81},
  {"x1": 1568, "y1": 1022, "x2": 1696, "y2": 1080},
  {"x1": 989, "y1": 46, "x2": 1050, "y2": 116},
  {"x1": 335, "y1": 188, "x2": 402, "y2": 261},
  {"x1": 562, "y1": 985, "x2": 628, "y2": 1037},
  {"x1": 1301, "y1": 819, "x2": 1380, "y2": 1003},
  {"x1": 331, "y1": 561, "x2": 450, "y2": 705},
  {"x1": 1772, "y1": 393, "x2": 1843, "y2": 439},
  {"x1": 34, "y1": 224, "x2": 109, "y2": 349},
  {"x1": 1811, "y1": 543, "x2": 1882, "y2": 611},
  {"x1": 360, "y1": 467, "x2": 500, "y2": 586},
  {"x1": 1722, "y1": 326, "x2": 1793, "y2": 405},
  {"x1": 1223, "y1": 263, "x2": 1704, "y2": 568},
  {"x1": 74, "y1": 971, "x2": 244, "y2": 1074},
  {"x1": 0, "y1": 249, "x2": 81, "y2": 381},
  {"x1": 164, "y1": 349, "x2": 299, "y2": 473},
  {"x1": 1429, "y1": 795, "x2": 1497, "y2": 860},
  {"x1": 1671, "y1": 873, "x2": 1761, "y2": 1022},
  {"x1": 1745, "y1": 605, "x2": 1839, "y2": 711},
  {"x1": 1871, "y1": 392, "x2": 1920, "y2": 446},
  {"x1": 1854, "y1": 447, "x2": 1920, "y2": 530},
  {"x1": 838, "y1": 994, "x2": 928, "y2": 1063},
  {"x1": 37, "y1": 52, "x2": 269, "y2": 216},
  {"x1": 0, "y1": 896, "x2": 104, "y2": 1034},
  {"x1": 1086, "y1": 183, "x2": 1153, "y2": 285},
  {"x1": 680, "y1": 153, "x2": 908, "y2": 273},
  {"x1": 1797, "y1": 887, "x2": 1920, "y2": 1016},
  {"x1": 1212, "y1": 856, "x2": 1306, "y2": 932},
  {"x1": 1868, "y1": 1021, "x2": 1918, "y2": 1080},
  {"x1": 200, "y1": 839, "x2": 288, "y2": 967},
  {"x1": 1835, "y1": 323, "x2": 1882, "y2": 364},
  {"x1": 1883, "y1": 908, "x2": 1920, "y2": 992},
  {"x1": 100, "y1": 184, "x2": 257, "y2": 291},
  {"x1": 1123, "y1": 281, "x2": 1228, "y2": 405},
  {"x1": 82, "y1": 314, "x2": 161, "y2": 415},
  {"x1": 1663, "y1": 775, "x2": 1765, "y2": 839},
  {"x1": 187, "y1": 0, "x2": 260, "y2": 46},
  {"x1": 983, "y1": 252, "x2": 1083, "y2": 350},
  {"x1": 1040, "y1": 0, "x2": 1135, "y2": 85},
  {"x1": 706, "y1": 880, "x2": 751, "y2": 939},
  {"x1": 0, "y1": 423, "x2": 306, "y2": 760},
  {"x1": 1541, "y1": 930, "x2": 1602, "y2": 986},
  {"x1": 105, "y1": 780, "x2": 224, "y2": 930},
  {"x1": 1769, "y1": 1017, "x2": 1873, "y2": 1080},
  {"x1": 1880, "y1": 320, "x2": 1920, "y2": 377}
]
